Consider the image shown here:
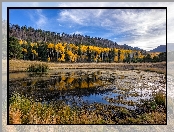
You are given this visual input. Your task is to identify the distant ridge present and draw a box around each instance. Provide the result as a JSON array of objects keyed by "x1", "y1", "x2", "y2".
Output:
[{"x1": 149, "y1": 45, "x2": 166, "y2": 52}]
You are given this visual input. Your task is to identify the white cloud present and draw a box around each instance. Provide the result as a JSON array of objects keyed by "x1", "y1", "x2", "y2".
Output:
[
  {"x1": 71, "y1": 31, "x2": 83, "y2": 35},
  {"x1": 35, "y1": 9, "x2": 47, "y2": 29},
  {"x1": 56, "y1": 2, "x2": 174, "y2": 45},
  {"x1": 56, "y1": 8, "x2": 166, "y2": 50},
  {"x1": 3, "y1": 2, "x2": 174, "y2": 50},
  {"x1": 28, "y1": 9, "x2": 47, "y2": 29}
]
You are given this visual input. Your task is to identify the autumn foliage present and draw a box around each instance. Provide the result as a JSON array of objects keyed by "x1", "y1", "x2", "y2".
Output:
[{"x1": 9, "y1": 37, "x2": 165, "y2": 63}]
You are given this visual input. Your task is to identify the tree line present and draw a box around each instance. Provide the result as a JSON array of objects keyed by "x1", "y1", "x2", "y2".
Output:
[
  {"x1": 9, "y1": 36, "x2": 166, "y2": 63},
  {"x1": 9, "y1": 23, "x2": 147, "y2": 53}
]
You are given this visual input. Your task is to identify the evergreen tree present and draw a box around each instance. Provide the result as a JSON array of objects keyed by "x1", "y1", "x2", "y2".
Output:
[
  {"x1": 118, "y1": 50, "x2": 121, "y2": 62},
  {"x1": 158, "y1": 52, "x2": 166, "y2": 62},
  {"x1": 87, "y1": 46, "x2": 91, "y2": 62},
  {"x1": 9, "y1": 37, "x2": 22, "y2": 59}
]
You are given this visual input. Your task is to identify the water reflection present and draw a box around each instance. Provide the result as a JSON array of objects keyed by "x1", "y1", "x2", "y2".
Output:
[{"x1": 9, "y1": 69, "x2": 166, "y2": 110}]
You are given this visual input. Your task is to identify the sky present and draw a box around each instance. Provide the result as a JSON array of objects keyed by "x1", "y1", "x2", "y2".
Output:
[{"x1": 3, "y1": 2, "x2": 173, "y2": 51}]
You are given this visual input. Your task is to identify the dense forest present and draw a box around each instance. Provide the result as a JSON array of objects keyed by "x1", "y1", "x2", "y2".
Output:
[{"x1": 8, "y1": 24, "x2": 166, "y2": 63}]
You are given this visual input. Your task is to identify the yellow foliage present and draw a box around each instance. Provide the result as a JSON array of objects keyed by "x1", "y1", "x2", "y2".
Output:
[
  {"x1": 89, "y1": 82, "x2": 94, "y2": 87},
  {"x1": 48, "y1": 43, "x2": 54, "y2": 49},
  {"x1": 19, "y1": 40, "x2": 23, "y2": 45},
  {"x1": 81, "y1": 81, "x2": 88, "y2": 88},
  {"x1": 150, "y1": 52, "x2": 160, "y2": 58},
  {"x1": 81, "y1": 45, "x2": 88, "y2": 53},
  {"x1": 67, "y1": 50, "x2": 74, "y2": 57},
  {"x1": 102, "y1": 48, "x2": 110, "y2": 53},
  {"x1": 22, "y1": 48, "x2": 27, "y2": 53},
  {"x1": 120, "y1": 51, "x2": 125, "y2": 62},
  {"x1": 61, "y1": 74, "x2": 66, "y2": 81},
  {"x1": 17, "y1": 39, "x2": 147, "y2": 63},
  {"x1": 58, "y1": 53, "x2": 65, "y2": 62},
  {"x1": 114, "y1": 56, "x2": 118, "y2": 62},
  {"x1": 67, "y1": 77, "x2": 74, "y2": 84},
  {"x1": 30, "y1": 43, "x2": 35, "y2": 48},
  {"x1": 24, "y1": 41, "x2": 27, "y2": 45},
  {"x1": 32, "y1": 50, "x2": 37, "y2": 55},
  {"x1": 58, "y1": 81, "x2": 66, "y2": 90},
  {"x1": 55, "y1": 43, "x2": 65, "y2": 53},
  {"x1": 47, "y1": 57, "x2": 50, "y2": 62}
]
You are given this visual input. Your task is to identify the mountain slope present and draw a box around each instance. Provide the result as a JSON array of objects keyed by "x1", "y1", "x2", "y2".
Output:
[
  {"x1": 149, "y1": 45, "x2": 166, "y2": 52},
  {"x1": 9, "y1": 23, "x2": 145, "y2": 52}
]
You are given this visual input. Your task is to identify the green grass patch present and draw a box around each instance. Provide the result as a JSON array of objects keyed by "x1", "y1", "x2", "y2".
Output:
[{"x1": 26, "y1": 63, "x2": 49, "y2": 73}]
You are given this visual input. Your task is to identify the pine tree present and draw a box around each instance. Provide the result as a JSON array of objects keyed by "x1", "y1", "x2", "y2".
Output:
[{"x1": 9, "y1": 37, "x2": 22, "y2": 59}]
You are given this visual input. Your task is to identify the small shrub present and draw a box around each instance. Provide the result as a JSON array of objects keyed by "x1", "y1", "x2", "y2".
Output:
[
  {"x1": 154, "y1": 91, "x2": 166, "y2": 107},
  {"x1": 26, "y1": 63, "x2": 49, "y2": 73}
]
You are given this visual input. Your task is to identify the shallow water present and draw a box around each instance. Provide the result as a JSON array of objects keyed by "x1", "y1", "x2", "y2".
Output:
[{"x1": 9, "y1": 69, "x2": 166, "y2": 110}]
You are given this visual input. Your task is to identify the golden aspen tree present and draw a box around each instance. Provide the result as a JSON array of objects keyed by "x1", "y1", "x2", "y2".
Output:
[
  {"x1": 120, "y1": 50, "x2": 125, "y2": 62},
  {"x1": 19, "y1": 40, "x2": 23, "y2": 45}
]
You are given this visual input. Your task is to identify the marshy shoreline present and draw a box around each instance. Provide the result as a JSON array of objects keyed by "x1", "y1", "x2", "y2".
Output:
[{"x1": 8, "y1": 59, "x2": 167, "y2": 124}]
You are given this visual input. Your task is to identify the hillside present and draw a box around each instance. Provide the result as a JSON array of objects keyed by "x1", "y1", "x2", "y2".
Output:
[
  {"x1": 8, "y1": 23, "x2": 167, "y2": 63},
  {"x1": 149, "y1": 45, "x2": 166, "y2": 52},
  {"x1": 9, "y1": 24, "x2": 145, "y2": 52}
]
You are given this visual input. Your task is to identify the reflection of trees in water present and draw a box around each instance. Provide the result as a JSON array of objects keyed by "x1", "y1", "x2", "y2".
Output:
[{"x1": 9, "y1": 71, "x2": 115, "y2": 103}]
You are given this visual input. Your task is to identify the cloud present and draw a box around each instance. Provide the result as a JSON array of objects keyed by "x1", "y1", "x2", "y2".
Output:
[
  {"x1": 57, "y1": 2, "x2": 174, "y2": 44},
  {"x1": 28, "y1": 9, "x2": 47, "y2": 29},
  {"x1": 35, "y1": 9, "x2": 47, "y2": 28},
  {"x1": 56, "y1": 8, "x2": 166, "y2": 50},
  {"x1": 71, "y1": 31, "x2": 83, "y2": 35},
  {"x1": 3, "y1": 2, "x2": 174, "y2": 50}
]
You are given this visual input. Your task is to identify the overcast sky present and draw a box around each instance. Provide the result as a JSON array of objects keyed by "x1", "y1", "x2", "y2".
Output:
[{"x1": 3, "y1": 2, "x2": 173, "y2": 51}]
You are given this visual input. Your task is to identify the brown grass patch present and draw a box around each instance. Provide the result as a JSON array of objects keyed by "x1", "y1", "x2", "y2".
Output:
[{"x1": 9, "y1": 59, "x2": 166, "y2": 74}]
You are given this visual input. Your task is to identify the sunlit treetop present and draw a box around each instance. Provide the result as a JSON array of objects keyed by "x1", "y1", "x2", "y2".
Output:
[
  {"x1": 22, "y1": 48, "x2": 27, "y2": 53},
  {"x1": 19, "y1": 40, "x2": 27, "y2": 45},
  {"x1": 48, "y1": 43, "x2": 55, "y2": 49},
  {"x1": 55, "y1": 43, "x2": 65, "y2": 53}
]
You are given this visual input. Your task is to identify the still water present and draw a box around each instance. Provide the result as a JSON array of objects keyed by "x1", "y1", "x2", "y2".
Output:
[{"x1": 9, "y1": 69, "x2": 166, "y2": 110}]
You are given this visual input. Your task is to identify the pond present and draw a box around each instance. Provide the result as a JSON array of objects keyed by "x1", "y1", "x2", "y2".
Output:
[{"x1": 9, "y1": 69, "x2": 166, "y2": 111}]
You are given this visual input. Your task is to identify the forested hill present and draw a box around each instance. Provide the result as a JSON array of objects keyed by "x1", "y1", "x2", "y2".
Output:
[
  {"x1": 8, "y1": 23, "x2": 166, "y2": 63},
  {"x1": 9, "y1": 24, "x2": 145, "y2": 51}
]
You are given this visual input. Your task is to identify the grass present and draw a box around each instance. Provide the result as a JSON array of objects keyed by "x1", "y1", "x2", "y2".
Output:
[
  {"x1": 9, "y1": 93, "x2": 108, "y2": 124},
  {"x1": 142, "y1": 68, "x2": 166, "y2": 75},
  {"x1": 9, "y1": 59, "x2": 166, "y2": 74},
  {"x1": 154, "y1": 91, "x2": 166, "y2": 107},
  {"x1": 9, "y1": 93, "x2": 166, "y2": 124}
]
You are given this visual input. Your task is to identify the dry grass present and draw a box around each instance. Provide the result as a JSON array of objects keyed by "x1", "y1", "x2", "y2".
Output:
[
  {"x1": 9, "y1": 72, "x2": 28, "y2": 80},
  {"x1": 9, "y1": 108, "x2": 22, "y2": 124},
  {"x1": 9, "y1": 93, "x2": 166, "y2": 124},
  {"x1": 9, "y1": 59, "x2": 166, "y2": 74},
  {"x1": 9, "y1": 93, "x2": 109, "y2": 124}
]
